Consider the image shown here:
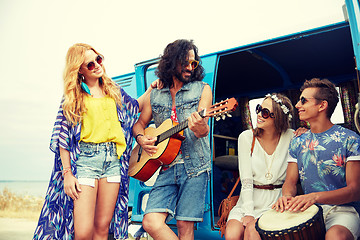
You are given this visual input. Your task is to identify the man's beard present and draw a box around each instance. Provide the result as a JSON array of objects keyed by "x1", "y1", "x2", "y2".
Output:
[{"x1": 175, "y1": 69, "x2": 193, "y2": 83}]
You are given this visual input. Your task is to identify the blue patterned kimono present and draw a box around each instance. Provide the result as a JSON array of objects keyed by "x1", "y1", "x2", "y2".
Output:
[{"x1": 33, "y1": 87, "x2": 139, "y2": 240}]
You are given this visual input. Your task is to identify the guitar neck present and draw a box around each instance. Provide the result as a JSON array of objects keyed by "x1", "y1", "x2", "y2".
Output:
[
  {"x1": 153, "y1": 97, "x2": 237, "y2": 145},
  {"x1": 156, "y1": 120, "x2": 189, "y2": 144}
]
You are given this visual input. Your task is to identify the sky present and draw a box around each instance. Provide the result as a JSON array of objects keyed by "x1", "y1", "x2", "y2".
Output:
[{"x1": 0, "y1": 0, "x2": 346, "y2": 181}]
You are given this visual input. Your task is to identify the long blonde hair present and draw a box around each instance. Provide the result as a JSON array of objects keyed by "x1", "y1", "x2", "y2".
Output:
[{"x1": 62, "y1": 43, "x2": 122, "y2": 126}]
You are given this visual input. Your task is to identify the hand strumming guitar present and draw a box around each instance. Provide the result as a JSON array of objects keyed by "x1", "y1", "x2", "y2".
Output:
[{"x1": 136, "y1": 134, "x2": 158, "y2": 157}]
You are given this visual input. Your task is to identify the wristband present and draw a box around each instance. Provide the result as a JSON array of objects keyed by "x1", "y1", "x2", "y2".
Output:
[
  {"x1": 62, "y1": 167, "x2": 72, "y2": 176},
  {"x1": 135, "y1": 134, "x2": 144, "y2": 143}
]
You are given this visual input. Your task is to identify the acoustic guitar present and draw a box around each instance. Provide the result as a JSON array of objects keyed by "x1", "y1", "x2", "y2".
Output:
[{"x1": 129, "y1": 98, "x2": 238, "y2": 182}]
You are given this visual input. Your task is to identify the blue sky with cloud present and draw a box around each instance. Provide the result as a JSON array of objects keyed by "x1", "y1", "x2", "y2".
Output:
[{"x1": 0, "y1": 0, "x2": 345, "y2": 180}]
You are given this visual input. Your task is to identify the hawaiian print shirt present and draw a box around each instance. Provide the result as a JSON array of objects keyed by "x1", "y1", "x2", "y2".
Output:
[
  {"x1": 288, "y1": 124, "x2": 360, "y2": 214},
  {"x1": 33, "y1": 87, "x2": 139, "y2": 240}
]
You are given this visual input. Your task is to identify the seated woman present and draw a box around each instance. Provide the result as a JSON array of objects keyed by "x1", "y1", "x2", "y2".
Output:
[{"x1": 225, "y1": 93, "x2": 294, "y2": 240}]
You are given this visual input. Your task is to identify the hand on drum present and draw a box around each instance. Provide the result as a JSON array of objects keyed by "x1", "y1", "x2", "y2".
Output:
[
  {"x1": 272, "y1": 195, "x2": 293, "y2": 212},
  {"x1": 273, "y1": 193, "x2": 317, "y2": 213},
  {"x1": 241, "y1": 215, "x2": 255, "y2": 227},
  {"x1": 286, "y1": 193, "x2": 317, "y2": 212}
]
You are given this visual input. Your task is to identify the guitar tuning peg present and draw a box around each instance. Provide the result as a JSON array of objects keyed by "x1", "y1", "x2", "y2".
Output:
[
  {"x1": 226, "y1": 113, "x2": 232, "y2": 118},
  {"x1": 216, "y1": 116, "x2": 221, "y2": 121},
  {"x1": 222, "y1": 115, "x2": 226, "y2": 120}
]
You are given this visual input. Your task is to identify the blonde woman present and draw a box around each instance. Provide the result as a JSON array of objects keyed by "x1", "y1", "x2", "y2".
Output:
[
  {"x1": 225, "y1": 93, "x2": 295, "y2": 240},
  {"x1": 33, "y1": 43, "x2": 155, "y2": 240}
]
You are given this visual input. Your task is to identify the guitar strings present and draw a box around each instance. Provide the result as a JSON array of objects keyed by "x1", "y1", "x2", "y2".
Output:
[{"x1": 158, "y1": 120, "x2": 188, "y2": 143}]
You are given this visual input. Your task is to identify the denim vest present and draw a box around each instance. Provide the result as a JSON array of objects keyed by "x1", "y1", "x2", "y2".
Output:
[{"x1": 150, "y1": 81, "x2": 211, "y2": 177}]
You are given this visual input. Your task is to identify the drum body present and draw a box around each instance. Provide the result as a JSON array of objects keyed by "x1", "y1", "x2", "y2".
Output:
[{"x1": 255, "y1": 205, "x2": 326, "y2": 240}]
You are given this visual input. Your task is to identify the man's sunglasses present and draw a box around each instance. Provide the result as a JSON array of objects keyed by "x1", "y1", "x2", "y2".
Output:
[
  {"x1": 86, "y1": 55, "x2": 104, "y2": 71},
  {"x1": 299, "y1": 96, "x2": 321, "y2": 105},
  {"x1": 256, "y1": 104, "x2": 275, "y2": 119},
  {"x1": 184, "y1": 60, "x2": 199, "y2": 69}
]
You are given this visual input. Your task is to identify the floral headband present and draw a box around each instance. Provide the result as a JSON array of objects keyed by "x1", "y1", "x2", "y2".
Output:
[{"x1": 265, "y1": 94, "x2": 293, "y2": 120}]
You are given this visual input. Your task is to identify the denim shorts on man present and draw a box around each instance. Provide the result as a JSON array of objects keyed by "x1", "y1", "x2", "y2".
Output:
[
  {"x1": 76, "y1": 141, "x2": 121, "y2": 187},
  {"x1": 144, "y1": 163, "x2": 208, "y2": 222}
]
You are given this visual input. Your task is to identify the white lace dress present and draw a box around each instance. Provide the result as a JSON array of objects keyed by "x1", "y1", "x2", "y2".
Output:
[{"x1": 227, "y1": 129, "x2": 294, "y2": 221}]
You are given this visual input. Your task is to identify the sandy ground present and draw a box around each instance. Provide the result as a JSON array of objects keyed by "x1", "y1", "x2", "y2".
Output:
[
  {"x1": 0, "y1": 217, "x2": 150, "y2": 240},
  {"x1": 0, "y1": 217, "x2": 151, "y2": 240},
  {"x1": 0, "y1": 218, "x2": 37, "y2": 240}
]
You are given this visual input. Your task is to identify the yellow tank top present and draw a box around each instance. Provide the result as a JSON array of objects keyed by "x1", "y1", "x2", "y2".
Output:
[{"x1": 80, "y1": 95, "x2": 126, "y2": 158}]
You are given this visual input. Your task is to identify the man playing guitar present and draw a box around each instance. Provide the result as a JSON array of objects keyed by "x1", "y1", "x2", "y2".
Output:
[{"x1": 132, "y1": 39, "x2": 213, "y2": 240}]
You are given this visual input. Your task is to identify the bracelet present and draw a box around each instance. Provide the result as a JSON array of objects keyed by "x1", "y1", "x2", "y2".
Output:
[
  {"x1": 62, "y1": 167, "x2": 72, "y2": 176},
  {"x1": 135, "y1": 133, "x2": 144, "y2": 143}
]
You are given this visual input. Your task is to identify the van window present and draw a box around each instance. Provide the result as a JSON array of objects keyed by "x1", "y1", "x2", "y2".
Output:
[
  {"x1": 145, "y1": 64, "x2": 159, "y2": 88},
  {"x1": 249, "y1": 97, "x2": 264, "y2": 128},
  {"x1": 331, "y1": 87, "x2": 345, "y2": 124}
]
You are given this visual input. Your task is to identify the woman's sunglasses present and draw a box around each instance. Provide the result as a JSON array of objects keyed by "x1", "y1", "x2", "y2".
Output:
[
  {"x1": 256, "y1": 104, "x2": 275, "y2": 119},
  {"x1": 183, "y1": 60, "x2": 199, "y2": 69},
  {"x1": 86, "y1": 55, "x2": 104, "y2": 70}
]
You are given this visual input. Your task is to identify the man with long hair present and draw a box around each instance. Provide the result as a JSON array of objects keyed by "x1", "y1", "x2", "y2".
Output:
[
  {"x1": 133, "y1": 39, "x2": 212, "y2": 240},
  {"x1": 273, "y1": 78, "x2": 360, "y2": 239}
]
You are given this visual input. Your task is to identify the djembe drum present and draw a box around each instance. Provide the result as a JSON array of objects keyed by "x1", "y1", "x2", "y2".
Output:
[{"x1": 255, "y1": 205, "x2": 326, "y2": 240}]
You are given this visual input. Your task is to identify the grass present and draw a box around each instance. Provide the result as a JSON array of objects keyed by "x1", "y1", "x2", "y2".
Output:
[{"x1": 0, "y1": 188, "x2": 44, "y2": 220}]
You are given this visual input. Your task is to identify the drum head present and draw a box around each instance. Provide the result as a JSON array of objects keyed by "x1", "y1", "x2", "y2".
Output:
[{"x1": 258, "y1": 205, "x2": 319, "y2": 231}]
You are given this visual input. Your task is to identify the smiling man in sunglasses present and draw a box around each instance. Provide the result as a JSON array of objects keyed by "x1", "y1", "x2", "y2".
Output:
[
  {"x1": 133, "y1": 39, "x2": 212, "y2": 240},
  {"x1": 273, "y1": 78, "x2": 360, "y2": 240}
]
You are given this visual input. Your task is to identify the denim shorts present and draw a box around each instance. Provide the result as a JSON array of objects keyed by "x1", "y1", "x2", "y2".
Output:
[
  {"x1": 144, "y1": 163, "x2": 208, "y2": 222},
  {"x1": 76, "y1": 141, "x2": 121, "y2": 187}
]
